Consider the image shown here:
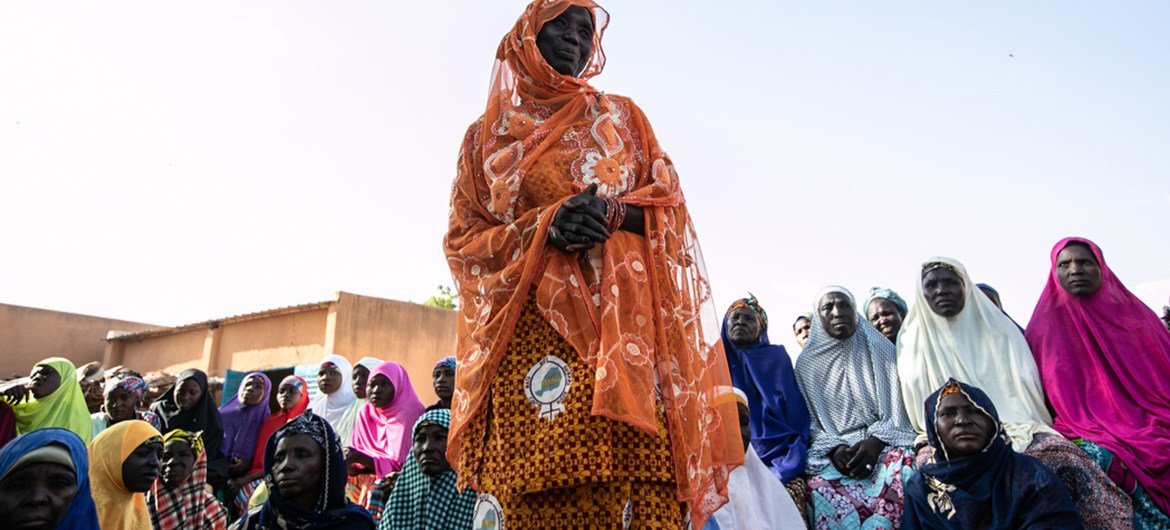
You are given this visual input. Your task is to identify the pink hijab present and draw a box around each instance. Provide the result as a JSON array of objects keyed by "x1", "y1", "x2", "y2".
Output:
[
  {"x1": 1026, "y1": 237, "x2": 1170, "y2": 514},
  {"x1": 347, "y1": 361, "x2": 425, "y2": 477}
]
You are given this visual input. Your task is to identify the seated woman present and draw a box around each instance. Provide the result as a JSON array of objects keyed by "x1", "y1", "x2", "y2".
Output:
[
  {"x1": 91, "y1": 371, "x2": 161, "y2": 438},
  {"x1": 2, "y1": 357, "x2": 93, "y2": 443},
  {"x1": 720, "y1": 295, "x2": 810, "y2": 516},
  {"x1": 88, "y1": 419, "x2": 163, "y2": 530},
  {"x1": 311, "y1": 355, "x2": 359, "y2": 442},
  {"x1": 430, "y1": 357, "x2": 455, "y2": 409},
  {"x1": 898, "y1": 257, "x2": 1131, "y2": 529},
  {"x1": 904, "y1": 379, "x2": 1081, "y2": 529},
  {"x1": 379, "y1": 406, "x2": 476, "y2": 529},
  {"x1": 795, "y1": 286, "x2": 918, "y2": 529},
  {"x1": 863, "y1": 287, "x2": 908, "y2": 345},
  {"x1": 0, "y1": 427, "x2": 99, "y2": 530},
  {"x1": 232, "y1": 412, "x2": 374, "y2": 530},
  {"x1": 705, "y1": 388, "x2": 805, "y2": 530},
  {"x1": 1027, "y1": 237, "x2": 1170, "y2": 528},
  {"x1": 220, "y1": 373, "x2": 272, "y2": 483},
  {"x1": 346, "y1": 362, "x2": 424, "y2": 518},
  {"x1": 148, "y1": 429, "x2": 228, "y2": 530},
  {"x1": 233, "y1": 376, "x2": 310, "y2": 514},
  {"x1": 151, "y1": 369, "x2": 228, "y2": 487}
]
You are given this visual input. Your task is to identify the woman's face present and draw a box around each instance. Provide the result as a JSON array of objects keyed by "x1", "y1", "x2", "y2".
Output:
[
  {"x1": 276, "y1": 382, "x2": 303, "y2": 412},
  {"x1": 935, "y1": 393, "x2": 996, "y2": 458},
  {"x1": 352, "y1": 366, "x2": 370, "y2": 399},
  {"x1": 817, "y1": 292, "x2": 858, "y2": 340},
  {"x1": 866, "y1": 298, "x2": 904, "y2": 343},
  {"x1": 272, "y1": 434, "x2": 324, "y2": 509},
  {"x1": 535, "y1": 5, "x2": 595, "y2": 77},
  {"x1": 1055, "y1": 243, "x2": 1102, "y2": 297},
  {"x1": 240, "y1": 376, "x2": 267, "y2": 406},
  {"x1": 0, "y1": 461, "x2": 77, "y2": 530},
  {"x1": 432, "y1": 365, "x2": 455, "y2": 403},
  {"x1": 121, "y1": 441, "x2": 162, "y2": 493},
  {"x1": 367, "y1": 374, "x2": 396, "y2": 408},
  {"x1": 727, "y1": 307, "x2": 763, "y2": 348},
  {"x1": 104, "y1": 387, "x2": 139, "y2": 423},
  {"x1": 174, "y1": 379, "x2": 203, "y2": 411},
  {"x1": 317, "y1": 363, "x2": 342, "y2": 396},
  {"x1": 923, "y1": 268, "x2": 966, "y2": 317},
  {"x1": 792, "y1": 317, "x2": 811, "y2": 348},
  {"x1": 159, "y1": 440, "x2": 195, "y2": 489},
  {"x1": 28, "y1": 365, "x2": 61, "y2": 400},
  {"x1": 412, "y1": 423, "x2": 451, "y2": 477}
]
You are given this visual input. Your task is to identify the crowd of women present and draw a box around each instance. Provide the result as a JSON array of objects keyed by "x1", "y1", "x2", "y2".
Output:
[{"x1": 0, "y1": 354, "x2": 465, "y2": 530}]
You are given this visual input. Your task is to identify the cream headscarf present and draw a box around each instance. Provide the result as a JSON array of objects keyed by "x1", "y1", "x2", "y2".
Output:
[
  {"x1": 88, "y1": 419, "x2": 162, "y2": 530},
  {"x1": 896, "y1": 257, "x2": 1055, "y2": 451},
  {"x1": 309, "y1": 354, "x2": 357, "y2": 428}
]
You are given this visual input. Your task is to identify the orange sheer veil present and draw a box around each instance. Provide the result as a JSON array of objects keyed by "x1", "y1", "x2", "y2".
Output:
[{"x1": 444, "y1": 1, "x2": 741, "y2": 525}]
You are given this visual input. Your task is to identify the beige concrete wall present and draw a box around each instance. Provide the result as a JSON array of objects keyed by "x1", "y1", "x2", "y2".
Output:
[
  {"x1": 0, "y1": 302, "x2": 158, "y2": 378},
  {"x1": 113, "y1": 329, "x2": 209, "y2": 375},
  {"x1": 217, "y1": 308, "x2": 329, "y2": 373},
  {"x1": 329, "y1": 293, "x2": 456, "y2": 405}
]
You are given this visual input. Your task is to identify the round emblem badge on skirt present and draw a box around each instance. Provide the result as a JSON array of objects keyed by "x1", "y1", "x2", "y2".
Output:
[
  {"x1": 524, "y1": 355, "x2": 572, "y2": 420},
  {"x1": 473, "y1": 492, "x2": 505, "y2": 530}
]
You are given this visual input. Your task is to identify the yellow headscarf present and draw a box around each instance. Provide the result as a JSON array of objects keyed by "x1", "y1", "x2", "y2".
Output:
[
  {"x1": 88, "y1": 419, "x2": 162, "y2": 530},
  {"x1": 13, "y1": 357, "x2": 93, "y2": 443}
]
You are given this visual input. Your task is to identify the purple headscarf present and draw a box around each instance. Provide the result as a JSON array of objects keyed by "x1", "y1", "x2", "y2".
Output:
[
  {"x1": 1026, "y1": 237, "x2": 1170, "y2": 515},
  {"x1": 218, "y1": 372, "x2": 272, "y2": 461}
]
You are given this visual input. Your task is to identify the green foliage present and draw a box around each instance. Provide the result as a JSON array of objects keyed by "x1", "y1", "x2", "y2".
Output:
[{"x1": 423, "y1": 285, "x2": 458, "y2": 310}]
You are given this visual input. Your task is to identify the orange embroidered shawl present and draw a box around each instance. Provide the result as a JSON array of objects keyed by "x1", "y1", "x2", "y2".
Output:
[{"x1": 443, "y1": 1, "x2": 742, "y2": 525}]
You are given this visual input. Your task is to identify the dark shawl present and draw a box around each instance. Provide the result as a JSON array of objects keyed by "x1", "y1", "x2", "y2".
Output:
[
  {"x1": 151, "y1": 369, "x2": 228, "y2": 485},
  {"x1": 903, "y1": 379, "x2": 1081, "y2": 530},
  {"x1": 720, "y1": 309, "x2": 810, "y2": 483},
  {"x1": 232, "y1": 412, "x2": 374, "y2": 530}
]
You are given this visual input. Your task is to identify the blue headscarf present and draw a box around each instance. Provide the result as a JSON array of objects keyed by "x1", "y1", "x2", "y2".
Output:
[
  {"x1": 721, "y1": 296, "x2": 810, "y2": 483},
  {"x1": 239, "y1": 411, "x2": 374, "y2": 530},
  {"x1": 0, "y1": 428, "x2": 100, "y2": 530},
  {"x1": 902, "y1": 379, "x2": 1081, "y2": 529}
]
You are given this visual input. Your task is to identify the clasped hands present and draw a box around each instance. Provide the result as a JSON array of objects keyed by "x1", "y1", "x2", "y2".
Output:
[
  {"x1": 547, "y1": 184, "x2": 611, "y2": 253},
  {"x1": 829, "y1": 436, "x2": 887, "y2": 479}
]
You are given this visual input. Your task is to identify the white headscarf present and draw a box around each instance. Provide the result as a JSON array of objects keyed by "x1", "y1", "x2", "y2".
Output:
[
  {"x1": 309, "y1": 354, "x2": 358, "y2": 428},
  {"x1": 355, "y1": 357, "x2": 383, "y2": 373},
  {"x1": 795, "y1": 286, "x2": 917, "y2": 473},
  {"x1": 896, "y1": 257, "x2": 1055, "y2": 452}
]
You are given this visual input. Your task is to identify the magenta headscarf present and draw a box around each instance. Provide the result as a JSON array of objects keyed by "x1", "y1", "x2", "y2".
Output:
[
  {"x1": 348, "y1": 361, "x2": 425, "y2": 477},
  {"x1": 1026, "y1": 237, "x2": 1170, "y2": 514}
]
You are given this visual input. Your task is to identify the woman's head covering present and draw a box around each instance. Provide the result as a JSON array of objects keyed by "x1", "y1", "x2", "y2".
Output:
[
  {"x1": 1026, "y1": 237, "x2": 1170, "y2": 514},
  {"x1": 151, "y1": 369, "x2": 224, "y2": 449},
  {"x1": 310, "y1": 355, "x2": 358, "y2": 429},
  {"x1": 349, "y1": 362, "x2": 425, "y2": 477},
  {"x1": 88, "y1": 419, "x2": 162, "y2": 530},
  {"x1": 383, "y1": 408, "x2": 477, "y2": 529},
  {"x1": 434, "y1": 356, "x2": 457, "y2": 371},
  {"x1": 896, "y1": 257, "x2": 1055, "y2": 452},
  {"x1": 104, "y1": 371, "x2": 148, "y2": 402},
  {"x1": 247, "y1": 376, "x2": 310, "y2": 476},
  {"x1": 795, "y1": 286, "x2": 917, "y2": 472},
  {"x1": 148, "y1": 429, "x2": 226, "y2": 530},
  {"x1": 0, "y1": 428, "x2": 99, "y2": 530},
  {"x1": 863, "y1": 286, "x2": 908, "y2": 316},
  {"x1": 720, "y1": 296, "x2": 809, "y2": 482},
  {"x1": 219, "y1": 372, "x2": 272, "y2": 461},
  {"x1": 248, "y1": 412, "x2": 374, "y2": 530},
  {"x1": 355, "y1": 357, "x2": 383, "y2": 374},
  {"x1": 907, "y1": 378, "x2": 1080, "y2": 529},
  {"x1": 13, "y1": 357, "x2": 93, "y2": 443}
]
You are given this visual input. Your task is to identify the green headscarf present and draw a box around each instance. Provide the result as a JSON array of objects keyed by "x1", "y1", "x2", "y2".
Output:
[{"x1": 13, "y1": 358, "x2": 93, "y2": 443}]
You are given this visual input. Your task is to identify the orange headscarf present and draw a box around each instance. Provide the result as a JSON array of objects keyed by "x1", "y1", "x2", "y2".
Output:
[
  {"x1": 444, "y1": 1, "x2": 741, "y2": 525},
  {"x1": 88, "y1": 419, "x2": 162, "y2": 530}
]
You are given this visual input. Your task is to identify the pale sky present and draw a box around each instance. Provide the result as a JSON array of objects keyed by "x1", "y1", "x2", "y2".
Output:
[{"x1": 2, "y1": 1, "x2": 1168, "y2": 355}]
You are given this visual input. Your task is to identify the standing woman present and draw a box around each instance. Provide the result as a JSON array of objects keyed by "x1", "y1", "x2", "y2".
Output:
[
  {"x1": 443, "y1": 1, "x2": 741, "y2": 527},
  {"x1": 88, "y1": 419, "x2": 163, "y2": 530},
  {"x1": 0, "y1": 427, "x2": 100, "y2": 530},
  {"x1": 1, "y1": 357, "x2": 93, "y2": 443},
  {"x1": 310, "y1": 355, "x2": 359, "y2": 440},
  {"x1": 234, "y1": 376, "x2": 310, "y2": 514},
  {"x1": 346, "y1": 362, "x2": 424, "y2": 515},
  {"x1": 151, "y1": 369, "x2": 228, "y2": 487},
  {"x1": 220, "y1": 373, "x2": 272, "y2": 481}
]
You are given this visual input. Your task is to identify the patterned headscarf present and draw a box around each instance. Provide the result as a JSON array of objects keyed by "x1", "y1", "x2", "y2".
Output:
[
  {"x1": 434, "y1": 356, "x2": 457, "y2": 372},
  {"x1": 148, "y1": 429, "x2": 227, "y2": 530},
  {"x1": 104, "y1": 371, "x2": 148, "y2": 401},
  {"x1": 863, "y1": 287, "x2": 908, "y2": 317},
  {"x1": 726, "y1": 293, "x2": 768, "y2": 331},
  {"x1": 382, "y1": 408, "x2": 476, "y2": 530}
]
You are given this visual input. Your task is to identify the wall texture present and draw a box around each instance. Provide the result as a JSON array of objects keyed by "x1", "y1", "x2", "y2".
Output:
[{"x1": 0, "y1": 302, "x2": 159, "y2": 378}]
